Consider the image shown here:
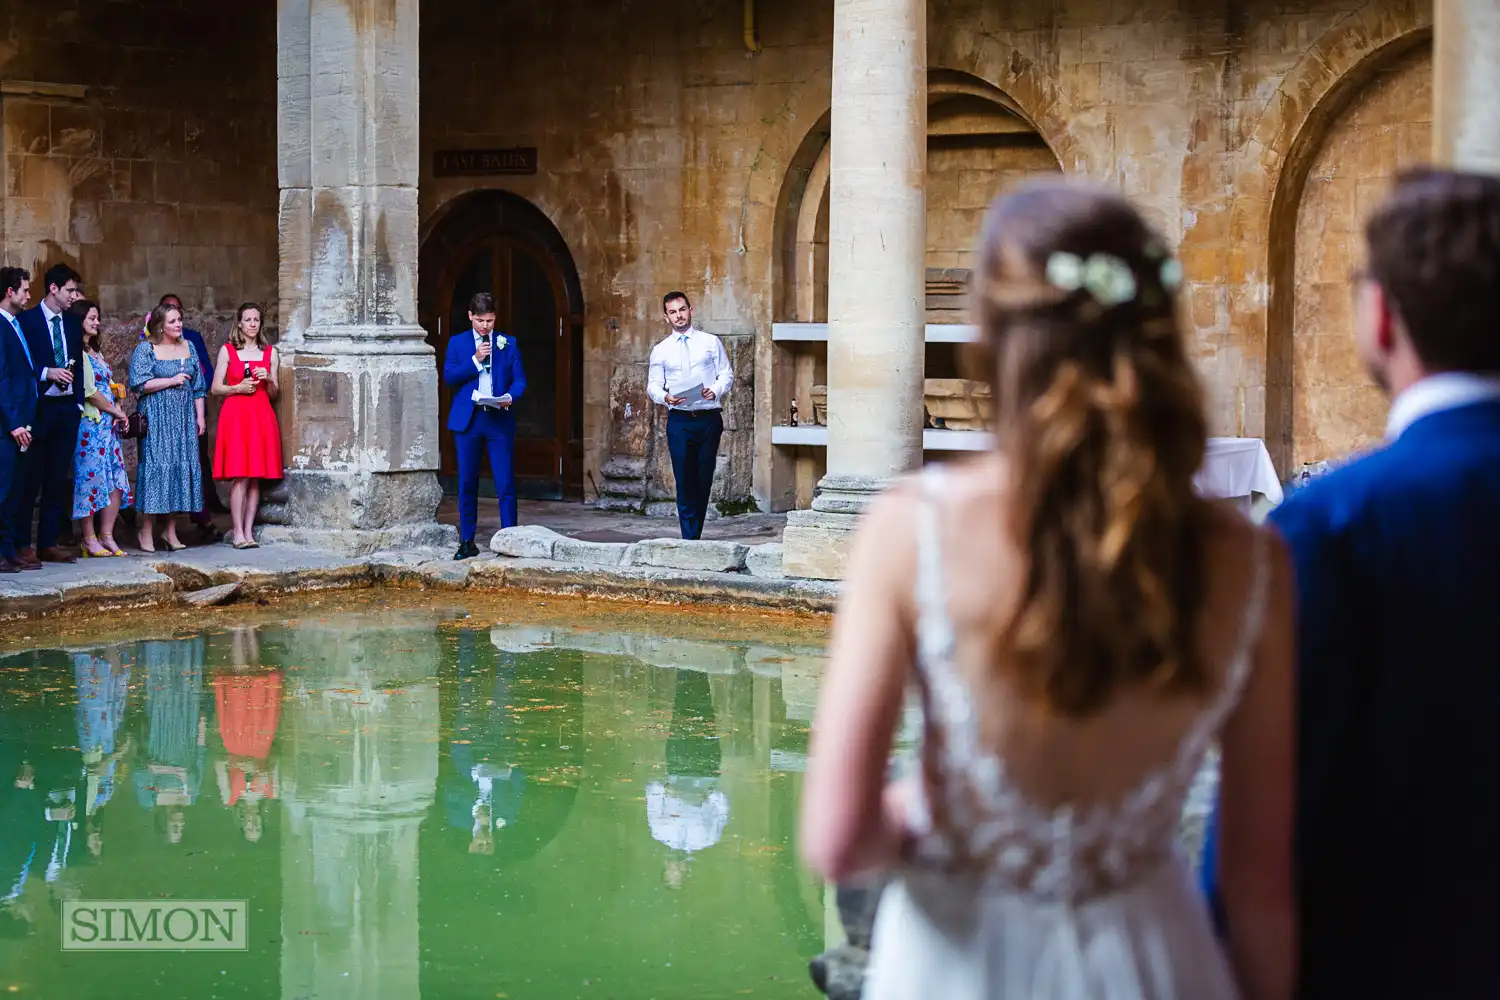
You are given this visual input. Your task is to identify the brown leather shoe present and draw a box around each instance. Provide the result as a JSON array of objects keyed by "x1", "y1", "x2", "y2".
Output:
[
  {"x1": 14, "y1": 548, "x2": 41, "y2": 569},
  {"x1": 38, "y1": 546, "x2": 76, "y2": 564},
  {"x1": 0, "y1": 557, "x2": 19, "y2": 574}
]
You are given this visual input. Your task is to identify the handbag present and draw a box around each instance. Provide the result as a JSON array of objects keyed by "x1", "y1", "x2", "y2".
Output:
[{"x1": 121, "y1": 410, "x2": 149, "y2": 440}]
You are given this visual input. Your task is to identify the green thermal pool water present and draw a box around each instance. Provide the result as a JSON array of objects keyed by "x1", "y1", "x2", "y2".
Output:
[{"x1": 0, "y1": 596, "x2": 832, "y2": 999}]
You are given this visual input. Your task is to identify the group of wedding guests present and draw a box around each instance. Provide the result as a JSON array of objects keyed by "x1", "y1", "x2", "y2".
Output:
[
  {"x1": 803, "y1": 167, "x2": 1500, "y2": 999},
  {"x1": 0, "y1": 265, "x2": 284, "y2": 569}
]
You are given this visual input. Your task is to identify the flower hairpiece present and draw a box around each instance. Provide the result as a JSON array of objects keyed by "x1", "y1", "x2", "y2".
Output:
[{"x1": 1043, "y1": 250, "x2": 1183, "y2": 306}]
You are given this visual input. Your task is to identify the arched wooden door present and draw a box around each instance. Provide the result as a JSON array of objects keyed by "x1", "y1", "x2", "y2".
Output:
[{"x1": 424, "y1": 228, "x2": 583, "y2": 500}]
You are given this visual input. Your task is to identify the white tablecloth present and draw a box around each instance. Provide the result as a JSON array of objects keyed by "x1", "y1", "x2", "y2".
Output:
[{"x1": 1194, "y1": 437, "x2": 1283, "y2": 504}]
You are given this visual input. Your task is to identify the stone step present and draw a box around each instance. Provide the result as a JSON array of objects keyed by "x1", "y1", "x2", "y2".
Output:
[{"x1": 630, "y1": 537, "x2": 748, "y2": 574}]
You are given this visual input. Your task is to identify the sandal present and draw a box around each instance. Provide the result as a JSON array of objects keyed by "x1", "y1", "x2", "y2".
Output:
[{"x1": 100, "y1": 537, "x2": 127, "y2": 557}]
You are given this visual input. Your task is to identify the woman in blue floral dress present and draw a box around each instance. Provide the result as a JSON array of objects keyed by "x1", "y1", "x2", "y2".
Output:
[
  {"x1": 129, "y1": 303, "x2": 206, "y2": 552},
  {"x1": 71, "y1": 300, "x2": 132, "y2": 557}
]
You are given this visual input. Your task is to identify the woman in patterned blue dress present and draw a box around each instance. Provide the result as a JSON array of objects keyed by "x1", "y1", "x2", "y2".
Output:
[
  {"x1": 70, "y1": 300, "x2": 132, "y2": 557},
  {"x1": 128, "y1": 303, "x2": 206, "y2": 553}
]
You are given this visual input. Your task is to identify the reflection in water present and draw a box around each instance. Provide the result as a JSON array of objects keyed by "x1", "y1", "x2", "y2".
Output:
[
  {"x1": 650, "y1": 670, "x2": 730, "y2": 889},
  {"x1": 446, "y1": 631, "x2": 526, "y2": 856},
  {"x1": 0, "y1": 611, "x2": 828, "y2": 1000},
  {"x1": 133, "y1": 639, "x2": 207, "y2": 845},
  {"x1": 277, "y1": 616, "x2": 441, "y2": 1000}
]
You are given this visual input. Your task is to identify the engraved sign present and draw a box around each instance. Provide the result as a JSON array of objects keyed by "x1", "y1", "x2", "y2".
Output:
[{"x1": 433, "y1": 148, "x2": 538, "y2": 177}]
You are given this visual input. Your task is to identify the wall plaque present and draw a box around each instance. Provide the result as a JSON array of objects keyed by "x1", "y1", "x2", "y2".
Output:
[{"x1": 433, "y1": 147, "x2": 538, "y2": 177}]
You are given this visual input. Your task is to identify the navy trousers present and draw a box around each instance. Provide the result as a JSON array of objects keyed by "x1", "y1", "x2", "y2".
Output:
[
  {"x1": 665, "y1": 408, "x2": 722, "y2": 541},
  {"x1": 0, "y1": 435, "x2": 21, "y2": 559},
  {"x1": 455, "y1": 406, "x2": 517, "y2": 541},
  {"x1": 21, "y1": 397, "x2": 78, "y2": 551}
]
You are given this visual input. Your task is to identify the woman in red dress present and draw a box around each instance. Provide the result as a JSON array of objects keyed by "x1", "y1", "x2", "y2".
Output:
[{"x1": 211, "y1": 303, "x2": 283, "y2": 549}]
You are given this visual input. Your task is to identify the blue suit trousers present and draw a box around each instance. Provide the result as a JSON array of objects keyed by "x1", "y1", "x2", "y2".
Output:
[
  {"x1": 665, "y1": 409, "x2": 722, "y2": 541},
  {"x1": 456, "y1": 406, "x2": 517, "y2": 541}
]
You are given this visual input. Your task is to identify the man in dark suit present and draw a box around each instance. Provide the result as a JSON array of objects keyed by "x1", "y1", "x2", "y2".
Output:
[
  {"x1": 0, "y1": 267, "x2": 39, "y2": 573},
  {"x1": 1202, "y1": 169, "x2": 1500, "y2": 997},
  {"x1": 442, "y1": 291, "x2": 526, "y2": 560},
  {"x1": 15, "y1": 263, "x2": 86, "y2": 564}
]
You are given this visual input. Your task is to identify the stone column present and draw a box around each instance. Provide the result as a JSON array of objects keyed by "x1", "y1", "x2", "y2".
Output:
[
  {"x1": 782, "y1": 0, "x2": 927, "y2": 580},
  {"x1": 1434, "y1": 0, "x2": 1500, "y2": 173},
  {"x1": 269, "y1": 0, "x2": 453, "y2": 552}
]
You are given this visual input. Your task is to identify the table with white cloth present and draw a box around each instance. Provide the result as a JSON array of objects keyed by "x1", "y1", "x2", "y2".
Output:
[{"x1": 1194, "y1": 437, "x2": 1284, "y2": 509}]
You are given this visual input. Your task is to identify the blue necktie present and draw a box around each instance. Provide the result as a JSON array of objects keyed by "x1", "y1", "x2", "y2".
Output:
[{"x1": 8, "y1": 315, "x2": 33, "y2": 369}]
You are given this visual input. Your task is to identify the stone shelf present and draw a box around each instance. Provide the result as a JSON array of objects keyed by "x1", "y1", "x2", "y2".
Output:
[
  {"x1": 771, "y1": 425, "x2": 991, "y2": 452},
  {"x1": 771, "y1": 322, "x2": 978, "y2": 343}
]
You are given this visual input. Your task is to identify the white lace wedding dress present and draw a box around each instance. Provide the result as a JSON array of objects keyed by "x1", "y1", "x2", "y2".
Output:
[{"x1": 863, "y1": 477, "x2": 1267, "y2": 999}]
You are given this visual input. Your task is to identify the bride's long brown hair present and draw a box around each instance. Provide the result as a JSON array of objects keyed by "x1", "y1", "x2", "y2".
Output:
[{"x1": 976, "y1": 180, "x2": 1211, "y2": 717}]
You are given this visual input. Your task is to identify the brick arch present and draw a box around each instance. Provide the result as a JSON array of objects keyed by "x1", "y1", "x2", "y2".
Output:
[{"x1": 1225, "y1": 3, "x2": 1432, "y2": 470}]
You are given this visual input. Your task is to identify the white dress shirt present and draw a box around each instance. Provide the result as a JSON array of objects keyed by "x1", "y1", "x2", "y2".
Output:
[
  {"x1": 645, "y1": 776, "x2": 730, "y2": 854},
  {"x1": 40, "y1": 300, "x2": 72, "y2": 397},
  {"x1": 1385, "y1": 372, "x2": 1500, "y2": 440},
  {"x1": 469, "y1": 330, "x2": 511, "y2": 406},
  {"x1": 647, "y1": 327, "x2": 733, "y2": 412}
]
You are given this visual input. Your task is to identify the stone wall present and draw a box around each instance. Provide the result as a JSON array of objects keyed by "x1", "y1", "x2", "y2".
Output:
[
  {"x1": 422, "y1": 0, "x2": 1433, "y2": 514},
  {"x1": 0, "y1": 0, "x2": 278, "y2": 447},
  {"x1": 1291, "y1": 44, "x2": 1430, "y2": 470},
  {"x1": 926, "y1": 138, "x2": 1061, "y2": 273},
  {"x1": 2, "y1": 0, "x2": 1436, "y2": 513}
]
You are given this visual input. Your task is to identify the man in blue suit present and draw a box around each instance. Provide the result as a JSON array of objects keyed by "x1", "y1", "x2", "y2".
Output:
[
  {"x1": 1201, "y1": 169, "x2": 1500, "y2": 997},
  {"x1": 15, "y1": 263, "x2": 85, "y2": 564},
  {"x1": 443, "y1": 292, "x2": 526, "y2": 560},
  {"x1": 0, "y1": 268, "x2": 40, "y2": 573}
]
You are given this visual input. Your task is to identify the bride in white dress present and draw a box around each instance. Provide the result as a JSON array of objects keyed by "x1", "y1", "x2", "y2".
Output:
[{"x1": 800, "y1": 180, "x2": 1296, "y2": 1000}]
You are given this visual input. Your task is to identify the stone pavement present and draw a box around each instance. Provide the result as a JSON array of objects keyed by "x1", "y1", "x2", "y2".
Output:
[
  {"x1": 0, "y1": 501, "x2": 823, "y2": 624},
  {"x1": 439, "y1": 497, "x2": 788, "y2": 547}
]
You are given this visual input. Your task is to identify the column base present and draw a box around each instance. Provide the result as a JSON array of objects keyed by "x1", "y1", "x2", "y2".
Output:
[
  {"x1": 781, "y1": 508, "x2": 861, "y2": 580},
  {"x1": 259, "y1": 469, "x2": 456, "y2": 554},
  {"x1": 781, "y1": 473, "x2": 901, "y2": 580}
]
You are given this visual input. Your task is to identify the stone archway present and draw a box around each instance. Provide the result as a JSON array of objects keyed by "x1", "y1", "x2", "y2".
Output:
[
  {"x1": 418, "y1": 190, "x2": 586, "y2": 500},
  {"x1": 1261, "y1": 29, "x2": 1433, "y2": 473},
  {"x1": 764, "y1": 70, "x2": 1061, "y2": 510},
  {"x1": 1223, "y1": 2, "x2": 1433, "y2": 473}
]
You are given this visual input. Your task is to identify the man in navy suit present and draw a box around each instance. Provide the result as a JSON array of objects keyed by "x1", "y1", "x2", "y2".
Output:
[
  {"x1": 442, "y1": 292, "x2": 526, "y2": 560},
  {"x1": 0, "y1": 268, "x2": 40, "y2": 573},
  {"x1": 14, "y1": 263, "x2": 85, "y2": 564},
  {"x1": 1202, "y1": 169, "x2": 1500, "y2": 997}
]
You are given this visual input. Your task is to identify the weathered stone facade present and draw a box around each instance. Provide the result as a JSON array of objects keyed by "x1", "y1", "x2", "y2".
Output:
[
  {"x1": 0, "y1": 0, "x2": 1464, "y2": 539},
  {"x1": 0, "y1": 0, "x2": 278, "y2": 454}
]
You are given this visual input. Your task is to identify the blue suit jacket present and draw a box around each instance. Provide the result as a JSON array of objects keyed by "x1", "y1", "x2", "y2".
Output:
[
  {"x1": 442, "y1": 330, "x2": 526, "y2": 434},
  {"x1": 16, "y1": 305, "x2": 85, "y2": 411},
  {"x1": 0, "y1": 313, "x2": 38, "y2": 434},
  {"x1": 1202, "y1": 399, "x2": 1500, "y2": 997}
]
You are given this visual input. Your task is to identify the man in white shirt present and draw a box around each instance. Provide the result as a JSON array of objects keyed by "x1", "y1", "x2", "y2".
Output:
[{"x1": 646, "y1": 292, "x2": 733, "y2": 540}]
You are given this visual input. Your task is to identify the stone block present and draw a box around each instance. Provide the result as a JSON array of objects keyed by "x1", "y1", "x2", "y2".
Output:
[
  {"x1": 554, "y1": 537, "x2": 632, "y2": 566},
  {"x1": 277, "y1": 469, "x2": 444, "y2": 534},
  {"x1": 745, "y1": 542, "x2": 785, "y2": 579},
  {"x1": 630, "y1": 538, "x2": 748, "y2": 573},
  {"x1": 491, "y1": 524, "x2": 562, "y2": 559},
  {"x1": 781, "y1": 508, "x2": 860, "y2": 580},
  {"x1": 181, "y1": 582, "x2": 243, "y2": 607}
]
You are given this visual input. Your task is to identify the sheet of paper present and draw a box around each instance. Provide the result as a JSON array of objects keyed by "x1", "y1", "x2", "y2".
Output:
[
  {"x1": 670, "y1": 382, "x2": 705, "y2": 401},
  {"x1": 476, "y1": 393, "x2": 512, "y2": 408}
]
